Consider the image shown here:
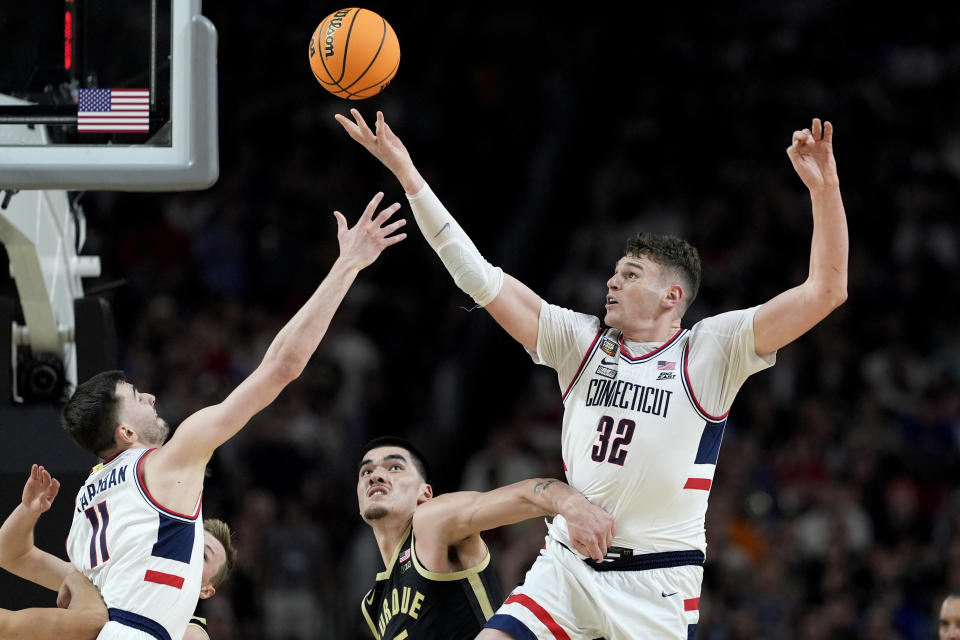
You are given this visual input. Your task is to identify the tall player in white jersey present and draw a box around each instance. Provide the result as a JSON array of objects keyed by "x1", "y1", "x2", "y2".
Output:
[
  {"x1": 337, "y1": 111, "x2": 849, "y2": 639},
  {"x1": 0, "y1": 193, "x2": 406, "y2": 640}
]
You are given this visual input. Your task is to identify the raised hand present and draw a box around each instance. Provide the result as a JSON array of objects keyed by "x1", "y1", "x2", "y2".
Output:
[
  {"x1": 22, "y1": 464, "x2": 60, "y2": 516},
  {"x1": 333, "y1": 191, "x2": 407, "y2": 271},
  {"x1": 335, "y1": 110, "x2": 419, "y2": 183},
  {"x1": 786, "y1": 118, "x2": 839, "y2": 192}
]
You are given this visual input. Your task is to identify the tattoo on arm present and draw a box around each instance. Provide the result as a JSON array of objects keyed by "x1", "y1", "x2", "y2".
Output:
[
  {"x1": 533, "y1": 480, "x2": 556, "y2": 495},
  {"x1": 533, "y1": 479, "x2": 559, "y2": 517}
]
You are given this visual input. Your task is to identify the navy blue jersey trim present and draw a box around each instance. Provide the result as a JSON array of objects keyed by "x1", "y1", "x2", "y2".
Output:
[
  {"x1": 581, "y1": 548, "x2": 705, "y2": 572},
  {"x1": 108, "y1": 608, "x2": 172, "y2": 640},
  {"x1": 680, "y1": 342, "x2": 728, "y2": 423},
  {"x1": 484, "y1": 614, "x2": 538, "y2": 640},
  {"x1": 151, "y1": 512, "x2": 197, "y2": 563},
  {"x1": 561, "y1": 329, "x2": 604, "y2": 403},
  {"x1": 134, "y1": 449, "x2": 202, "y2": 521},
  {"x1": 693, "y1": 419, "x2": 727, "y2": 466},
  {"x1": 618, "y1": 328, "x2": 686, "y2": 363}
]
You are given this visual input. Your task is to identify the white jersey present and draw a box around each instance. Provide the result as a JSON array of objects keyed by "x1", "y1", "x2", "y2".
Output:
[
  {"x1": 66, "y1": 447, "x2": 204, "y2": 640},
  {"x1": 531, "y1": 302, "x2": 774, "y2": 555}
]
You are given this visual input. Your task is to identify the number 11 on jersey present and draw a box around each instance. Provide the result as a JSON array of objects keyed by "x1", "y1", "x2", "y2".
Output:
[{"x1": 83, "y1": 500, "x2": 111, "y2": 567}]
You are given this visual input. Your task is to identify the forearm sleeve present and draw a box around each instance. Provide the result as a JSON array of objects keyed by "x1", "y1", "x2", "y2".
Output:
[{"x1": 406, "y1": 184, "x2": 503, "y2": 307}]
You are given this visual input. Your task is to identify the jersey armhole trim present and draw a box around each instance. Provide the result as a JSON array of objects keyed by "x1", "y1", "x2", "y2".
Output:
[
  {"x1": 134, "y1": 448, "x2": 203, "y2": 520},
  {"x1": 410, "y1": 533, "x2": 491, "y2": 581},
  {"x1": 561, "y1": 329, "x2": 603, "y2": 403},
  {"x1": 681, "y1": 343, "x2": 729, "y2": 423},
  {"x1": 360, "y1": 596, "x2": 381, "y2": 640}
]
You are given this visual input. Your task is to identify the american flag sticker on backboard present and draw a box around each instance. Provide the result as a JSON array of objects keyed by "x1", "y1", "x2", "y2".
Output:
[{"x1": 77, "y1": 88, "x2": 150, "y2": 133}]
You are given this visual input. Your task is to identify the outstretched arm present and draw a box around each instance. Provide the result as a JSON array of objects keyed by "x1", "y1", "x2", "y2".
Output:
[
  {"x1": 336, "y1": 109, "x2": 543, "y2": 352},
  {"x1": 0, "y1": 570, "x2": 107, "y2": 640},
  {"x1": 0, "y1": 465, "x2": 75, "y2": 592},
  {"x1": 144, "y1": 193, "x2": 407, "y2": 512},
  {"x1": 413, "y1": 478, "x2": 615, "y2": 563},
  {"x1": 0, "y1": 606, "x2": 103, "y2": 640},
  {"x1": 753, "y1": 118, "x2": 848, "y2": 356}
]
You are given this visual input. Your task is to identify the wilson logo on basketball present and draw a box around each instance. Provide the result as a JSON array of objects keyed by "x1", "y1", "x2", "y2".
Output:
[
  {"x1": 324, "y1": 9, "x2": 351, "y2": 57},
  {"x1": 308, "y1": 8, "x2": 400, "y2": 100}
]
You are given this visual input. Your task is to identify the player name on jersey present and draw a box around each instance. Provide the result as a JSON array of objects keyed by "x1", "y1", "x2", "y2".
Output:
[
  {"x1": 75, "y1": 464, "x2": 128, "y2": 513},
  {"x1": 373, "y1": 585, "x2": 427, "y2": 636},
  {"x1": 584, "y1": 379, "x2": 673, "y2": 417}
]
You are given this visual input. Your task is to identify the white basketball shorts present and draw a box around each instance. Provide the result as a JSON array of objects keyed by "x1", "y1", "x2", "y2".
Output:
[{"x1": 484, "y1": 536, "x2": 703, "y2": 640}]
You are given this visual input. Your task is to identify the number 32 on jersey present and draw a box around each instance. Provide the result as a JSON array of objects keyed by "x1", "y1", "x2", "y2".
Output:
[{"x1": 590, "y1": 415, "x2": 635, "y2": 465}]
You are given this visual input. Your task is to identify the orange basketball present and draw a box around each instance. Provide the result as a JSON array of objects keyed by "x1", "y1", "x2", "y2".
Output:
[{"x1": 308, "y1": 8, "x2": 400, "y2": 100}]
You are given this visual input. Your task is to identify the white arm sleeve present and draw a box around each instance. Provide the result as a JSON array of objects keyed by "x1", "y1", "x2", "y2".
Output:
[{"x1": 406, "y1": 184, "x2": 504, "y2": 307}]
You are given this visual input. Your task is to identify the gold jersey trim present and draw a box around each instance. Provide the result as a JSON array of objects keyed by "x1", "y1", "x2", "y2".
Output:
[
  {"x1": 410, "y1": 532, "x2": 495, "y2": 620},
  {"x1": 361, "y1": 591, "x2": 381, "y2": 640},
  {"x1": 374, "y1": 525, "x2": 413, "y2": 581}
]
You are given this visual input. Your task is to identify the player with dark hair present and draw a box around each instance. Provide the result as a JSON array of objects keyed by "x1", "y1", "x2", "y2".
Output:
[
  {"x1": 0, "y1": 465, "x2": 108, "y2": 640},
  {"x1": 5, "y1": 192, "x2": 404, "y2": 640},
  {"x1": 357, "y1": 436, "x2": 614, "y2": 640},
  {"x1": 337, "y1": 111, "x2": 848, "y2": 639}
]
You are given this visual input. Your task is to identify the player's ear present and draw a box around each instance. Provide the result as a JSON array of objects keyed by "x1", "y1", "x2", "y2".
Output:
[
  {"x1": 198, "y1": 584, "x2": 216, "y2": 599},
  {"x1": 663, "y1": 284, "x2": 684, "y2": 309},
  {"x1": 115, "y1": 424, "x2": 138, "y2": 445},
  {"x1": 418, "y1": 483, "x2": 433, "y2": 504}
]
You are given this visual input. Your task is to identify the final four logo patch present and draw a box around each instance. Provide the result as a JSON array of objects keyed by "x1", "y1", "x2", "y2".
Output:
[{"x1": 600, "y1": 337, "x2": 617, "y2": 356}]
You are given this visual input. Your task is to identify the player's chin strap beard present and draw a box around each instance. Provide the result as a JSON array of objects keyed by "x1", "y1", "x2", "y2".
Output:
[{"x1": 364, "y1": 505, "x2": 389, "y2": 521}]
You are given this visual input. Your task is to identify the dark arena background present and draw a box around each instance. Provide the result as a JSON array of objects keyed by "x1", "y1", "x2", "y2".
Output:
[{"x1": 2, "y1": 2, "x2": 960, "y2": 638}]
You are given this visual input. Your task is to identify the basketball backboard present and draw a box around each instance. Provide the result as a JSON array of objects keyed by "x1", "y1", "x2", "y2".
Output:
[{"x1": 0, "y1": 0, "x2": 218, "y2": 191}]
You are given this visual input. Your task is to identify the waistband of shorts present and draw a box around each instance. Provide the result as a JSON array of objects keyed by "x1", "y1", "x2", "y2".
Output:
[
  {"x1": 559, "y1": 542, "x2": 705, "y2": 572},
  {"x1": 108, "y1": 608, "x2": 172, "y2": 640}
]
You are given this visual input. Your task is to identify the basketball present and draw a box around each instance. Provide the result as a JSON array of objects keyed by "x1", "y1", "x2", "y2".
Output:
[{"x1": 308, "y1": 8, "x2": 400, "y2": 100}]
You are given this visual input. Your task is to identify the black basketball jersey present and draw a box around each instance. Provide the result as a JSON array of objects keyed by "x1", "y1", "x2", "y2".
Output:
[
  {"x1": 187, "y1": 612, "x2": 209, "y2": 638},
  {"x1": 361, "y1": 526, "x2": 503, "y2": 640}
]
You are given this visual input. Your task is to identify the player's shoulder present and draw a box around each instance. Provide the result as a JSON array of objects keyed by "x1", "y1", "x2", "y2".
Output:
[
  {"x1": 689, "y1": 306, "x2": 760, "y2": 334},
  {"x1": 541, "y1": 301, "x2": 601, "y2": 331},
  {"x1": 184, "y1": 614, "x2": 210, "y2": 640}
]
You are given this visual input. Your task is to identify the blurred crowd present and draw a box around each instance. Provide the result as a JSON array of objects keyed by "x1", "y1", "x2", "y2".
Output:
[{"x1": 45, "y1": 1, "x2": 960, "y2": 638}]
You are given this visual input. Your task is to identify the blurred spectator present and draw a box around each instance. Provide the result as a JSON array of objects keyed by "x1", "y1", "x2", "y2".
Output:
[{"x1": 939, "y1": 591, "x2": 960, "y2": 640}]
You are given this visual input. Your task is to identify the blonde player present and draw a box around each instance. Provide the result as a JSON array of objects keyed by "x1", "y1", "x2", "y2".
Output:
[
  {"x1": 337, "y1": 111, "x2": 848, "y2": 639},
  {"x1": 184, "y1": 519, "x2": 236, "y2": 640},
  {"x1": 35, "y1": 192, "x2": 403, "y2": 640}
]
